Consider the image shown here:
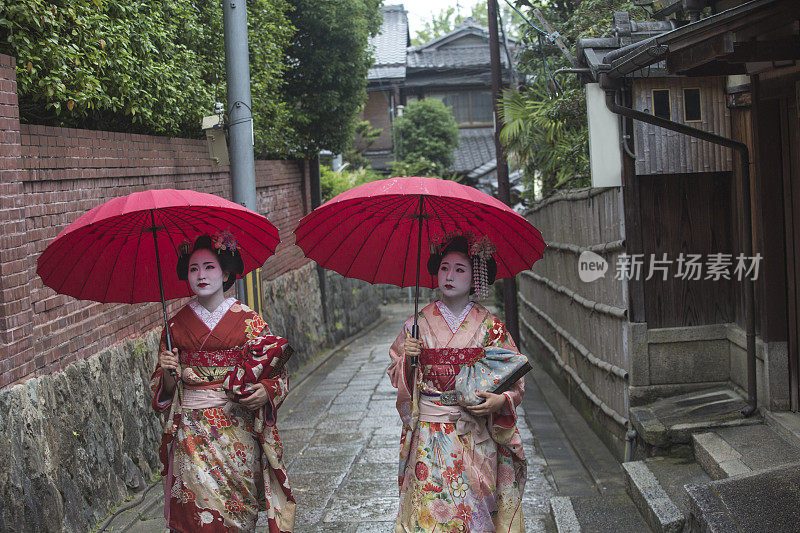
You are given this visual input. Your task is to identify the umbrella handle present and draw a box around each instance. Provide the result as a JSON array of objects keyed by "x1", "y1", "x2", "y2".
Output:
[
  {"x1": 410, "y1": 195, "x2": 424, "y2": 369},
  {"x1": 151, "y1": 210, "x2": 181, "y2": 403},
  {"x1": 410, "y1": 323, "x2": 419, "y2": 368}
]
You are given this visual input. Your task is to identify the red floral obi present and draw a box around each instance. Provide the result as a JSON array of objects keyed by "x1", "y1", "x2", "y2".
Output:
[
  {"x1": 419, "y1": 348, "x2": 483, "y2": 392},
  {"x1": 180, "y1": 348, "x2": 244, "y2": 367}
]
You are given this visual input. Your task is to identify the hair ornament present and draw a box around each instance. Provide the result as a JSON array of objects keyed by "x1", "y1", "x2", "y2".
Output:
[
  {"x1": 178, "y1": 240, "x2": 192, "y2": 257},
  {"x1": 212, "y1": 230, "x2": 238, "y2": 254},
  {"x1": 430, "y1": 230, "x2": 472, "y2": 256},
  {"x1": 469, "y1": 234, "x2": 497, "y2": 300}
]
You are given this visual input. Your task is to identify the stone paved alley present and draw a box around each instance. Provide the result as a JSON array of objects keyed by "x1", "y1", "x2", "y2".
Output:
[{"x1": 108, "y1": 304, "x2": 601, "y2": 532}]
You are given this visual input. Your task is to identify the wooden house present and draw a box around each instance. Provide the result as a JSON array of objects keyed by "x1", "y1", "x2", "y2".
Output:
[
  {"x1": 360, "y1": 5, "x2": 409, "y2": 172},
  {"x1": 359, "y1": 8, "x2": 517, "y2": 193},
  {"x1": 521, "y1": 0, "x2": 800, "y2": 461}
]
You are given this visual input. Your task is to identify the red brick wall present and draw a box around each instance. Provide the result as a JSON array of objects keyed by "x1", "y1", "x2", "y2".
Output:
[{"x1": 0, "y1": 54, "x2": 311, "y2": 389}]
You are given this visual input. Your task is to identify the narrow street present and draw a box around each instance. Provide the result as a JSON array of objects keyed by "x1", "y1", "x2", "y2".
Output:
[
  {"x1": 110, "y1": 304, "x2": 643, "y2": 532},
  {"x1": 279, "y1": 304, "x2": 555, "y2": 532}
]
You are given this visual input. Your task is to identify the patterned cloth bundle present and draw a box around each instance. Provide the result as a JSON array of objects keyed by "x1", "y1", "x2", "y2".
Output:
[
  {"x1": 454, "y1": 347, "x2": 532, "y2": 406},
  {"x1": 223, "y1": 335, "x2": 293, "y2": 400}
]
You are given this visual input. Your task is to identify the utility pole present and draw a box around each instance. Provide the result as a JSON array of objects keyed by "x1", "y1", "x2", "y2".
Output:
[
  {"x1": 488, "y1": 0, "x2": 520, "y2": 343},
  {"x1": 223, "y1": 0, "x2": 262, "y2": 315}
]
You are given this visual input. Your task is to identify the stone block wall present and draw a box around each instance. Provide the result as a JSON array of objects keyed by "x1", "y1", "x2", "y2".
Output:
[{"x1": 0, "y1": 332, "x2": 162, "y2": 532}]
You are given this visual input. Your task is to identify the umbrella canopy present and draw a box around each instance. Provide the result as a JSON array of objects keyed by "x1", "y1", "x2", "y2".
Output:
[
  {"x1": 37, "y1": 188, "x2": 280, "y2": 304},
  {"x1": 293, "y1": 177, "x2": 545, "y2": 289}
]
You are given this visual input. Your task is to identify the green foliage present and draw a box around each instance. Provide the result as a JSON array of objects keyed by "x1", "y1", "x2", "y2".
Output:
[
  {"x1": 345, "y1": 119, "x2": 383, "y2": 169},
  {"x1": 500, "y1": 0, "x2": 637, "y2": 200},
  {"x1": 392, "y1": 99, "x2": 459, "y2": 177},
  {"x1": 281, "y1": 0, "x2": 383, "y2": 157},
  {"x1": 500, "y1": 83, "x2": 589, "y2": 201},
  {"x1": 412, "y1": 2, "x2": 525, "y2": 46},
  {"x1": 320, "y1": 165, "x2": 382, "y2": 202},
  {"x1": 388, "y1": 156, "x2": 441, "y2": 179},
  {"x1": 0, "y1": 0, "x2": 293, "y2": 154}
]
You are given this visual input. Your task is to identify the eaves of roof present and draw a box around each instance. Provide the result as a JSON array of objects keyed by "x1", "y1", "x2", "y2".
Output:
[{"x1": 604, "y1": 0, "x2": 792, "y2": 78}]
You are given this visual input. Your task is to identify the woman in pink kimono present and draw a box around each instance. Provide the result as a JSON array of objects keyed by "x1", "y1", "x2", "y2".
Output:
[
  {"x1": 389, "y1": 233, "x2": 527, "y2": 532},
  {"x1": 150, "y1": 233, "x2": 295, "y2": 533}
]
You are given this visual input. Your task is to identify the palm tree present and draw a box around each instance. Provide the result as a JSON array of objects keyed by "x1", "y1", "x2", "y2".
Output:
[{"x1": 499, "y1": 82, "x2": 590, "y2": 201}]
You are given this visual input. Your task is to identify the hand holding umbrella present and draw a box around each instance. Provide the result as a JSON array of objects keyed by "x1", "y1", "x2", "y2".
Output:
[{"x1": 37, "y1": 189, "x2": 280, "y2": 394}]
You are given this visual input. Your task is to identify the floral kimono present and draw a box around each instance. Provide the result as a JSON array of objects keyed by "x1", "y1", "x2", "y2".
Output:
[
  {"x1": 150, "y1": 298, "x2": 295, "y2": 533},
  {"x1": 388, "y1": 301, "x2": 527, "y2": 533}
]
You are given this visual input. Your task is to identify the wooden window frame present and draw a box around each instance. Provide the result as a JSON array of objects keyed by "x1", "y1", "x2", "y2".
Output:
[
  {"x1": 651, "y1": 88, "x2": 671, "y2": 120},
  {"x1": 426, "y1": 90, "x2": 494, "y2": 127},
  {"x1": 683, "y1": 87, "x2": 702, "y2": 123}
]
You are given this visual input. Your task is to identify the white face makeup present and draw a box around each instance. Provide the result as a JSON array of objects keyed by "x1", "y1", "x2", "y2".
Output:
[
  {"x1": 187, "y1": 249, "x2": 226, "y2": 298},
  {"x1": 437, "y1": 251, "x2": 472, "y2": 299}
]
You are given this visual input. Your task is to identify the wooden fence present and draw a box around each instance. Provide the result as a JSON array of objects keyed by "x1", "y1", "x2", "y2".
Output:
[{"x1": 519, "y1": 188, "x2": 630, "y2": 437}]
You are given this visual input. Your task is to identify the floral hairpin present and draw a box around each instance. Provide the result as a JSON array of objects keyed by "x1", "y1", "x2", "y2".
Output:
[
  {"x1": 469, "y1": 234, "x2": 497, "y2": 260},
  {"x1": 212, "y1": 230, "x2": 238, "y2": 254},
  {"x1": 470, "y1": 235, "x2": 496, "y2": 301},
  {"x1": 430, "y1": 229, "x2": 476, "y2": 255}
]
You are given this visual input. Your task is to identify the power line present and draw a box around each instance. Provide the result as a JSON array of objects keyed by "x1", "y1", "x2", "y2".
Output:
[{"x1": 501, "y1": 0, "x2": 547, "y2": 36}]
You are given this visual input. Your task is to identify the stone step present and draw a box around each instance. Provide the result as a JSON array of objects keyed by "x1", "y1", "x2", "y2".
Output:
[
  {"x1": 550, "y1": 496, "x2": 581, "y2": 533},
  {"x1": 550, "y1": 492, "x2": 653, "y2": 532},
  {"x1": 692, "y1": 424, "x2": 800, "y2": 480},
  {"x1": 629, "y1": 387, "x2": 761, "y2": 452},
  {"x1": 621, "y1": 456, "x2": 712, "y2": 533},
  {"x1": 640, "y1": 456, "x2": 711, "y2": 520},
  {"x1": 685, "y1": 462, "x2": 800, "y2": 532},
  {"x1": 764, "y1": 410, "x2": 800, "y2": 451},
  {"x1": 622, "y1": 461, "x2": 684, "y2": 533}
]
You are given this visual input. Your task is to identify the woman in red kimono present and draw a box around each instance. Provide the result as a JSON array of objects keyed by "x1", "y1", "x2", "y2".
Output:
[
  {"x1": 150, "y1": 233, "x2": 295, "y2": 533},
  {"x1": 388, "y1": 233, "x2": 527, "y2": 532}
]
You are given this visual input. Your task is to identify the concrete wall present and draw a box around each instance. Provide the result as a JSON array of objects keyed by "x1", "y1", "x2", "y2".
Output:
[{"x1": 628, "y1": 323, "x2": 789, "y2": 411}]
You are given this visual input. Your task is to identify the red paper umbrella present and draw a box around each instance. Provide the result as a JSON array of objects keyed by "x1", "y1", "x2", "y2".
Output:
[
  {"x1": 294, "y1": 177, "x2": 545, "y2": 340},
  {"x1": 294, "y1": 177, "x2": 545, "y2": 286},
  {"x1": 37, "y1": 188, "x2": 280, "y2": 367},
  {"x1": 38, "y1": 189, "x2": 279, "y2": 304}
]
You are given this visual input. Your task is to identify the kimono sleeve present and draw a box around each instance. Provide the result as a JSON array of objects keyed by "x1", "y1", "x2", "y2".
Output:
[
  {"x1": 150, "y1": 327, "x2": 173, "y2": 413},
  {"x1": 249, "y1": 317, "x2": 291, "y2": 427},
  {"x1": 388, "y1": 318, "x2": 415, "y2": 425},
  {"x1": 483, "y1": 316, "x2": 525, "y2": 436},
  {"x1": 387, "y1": 318, "x2": 414, "y2": 397}
]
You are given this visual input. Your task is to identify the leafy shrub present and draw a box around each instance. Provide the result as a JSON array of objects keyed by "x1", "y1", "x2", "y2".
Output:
[
  {"x1": 0, "y1": 0, "x2": 290, "y2": 154},
  {"x1": 392, "y1": 98, "x2": 459, "y2": 177},
  {"x1": 320, "y1": 165, "x2": 382, "y2": 202}
]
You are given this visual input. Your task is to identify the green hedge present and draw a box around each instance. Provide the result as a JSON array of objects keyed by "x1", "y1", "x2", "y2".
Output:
[{"x1": 0, "y1": 0, "x2": 292, "y2": 154}]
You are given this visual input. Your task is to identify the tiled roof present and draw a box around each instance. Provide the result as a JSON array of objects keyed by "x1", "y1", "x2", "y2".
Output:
[
  {"x1": 577, "y1": 12, "x2": 675, "y2": 78},
  {"x1": 368, "y1": 5, "x2": 409, "y2": 81},
  {"x1": 452, "y1": 128, "x2": 495, "y2": 174},
  {"x1": 368, "y1": 65, "x2": 406, "y2": 80},
  {"x1": 407, "y1": 19, "x2": 513, "y2": 70},
  {"x1": 407, "y1": 46, "x2": 510, "y2": 69}
]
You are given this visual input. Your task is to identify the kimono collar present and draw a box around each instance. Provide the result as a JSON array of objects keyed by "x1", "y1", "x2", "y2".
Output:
[
  {"x1": 435, "y1": 300, "x2": 475, "y2": 334},
  {"x1": 189, "y1": 297, "x2": 235, "y2": 332}
]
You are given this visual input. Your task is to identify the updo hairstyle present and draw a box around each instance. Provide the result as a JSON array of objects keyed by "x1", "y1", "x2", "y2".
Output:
[
  {"x1": 426, "y1": 235, "x2": 497, "y2": 295},
  {"x1": 176, "y1": 234, "x2": 244, "y2": 292}
]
